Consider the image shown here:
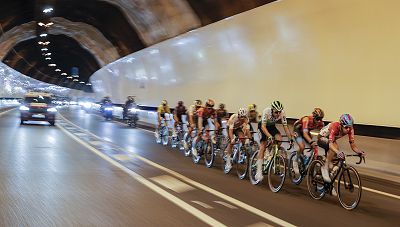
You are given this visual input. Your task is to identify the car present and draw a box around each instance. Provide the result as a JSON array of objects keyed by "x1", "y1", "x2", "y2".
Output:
[{"x1": 19, "y1": 92, "x2": 57, "y2": 126}]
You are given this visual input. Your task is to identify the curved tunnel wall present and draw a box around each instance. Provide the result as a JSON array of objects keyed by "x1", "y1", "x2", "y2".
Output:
[{"x1": 91, "y1": 0, "x2": 400, "y2": 127}]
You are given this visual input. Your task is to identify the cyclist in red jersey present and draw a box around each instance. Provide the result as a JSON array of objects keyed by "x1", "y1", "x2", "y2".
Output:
[
  {"x1": 192, "y1": 99, "x2": 219, "y2": 156},
  {"x1": 317, "y1": 114, "x2": 365, "y2": 182}
]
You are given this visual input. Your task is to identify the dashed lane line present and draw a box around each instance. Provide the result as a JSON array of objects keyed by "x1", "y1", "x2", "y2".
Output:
[
  {"x1": 151, "y1": 175, "x2": 195, "y2": 193},
  {"x1": 58, "y1": 113, "x2": 297, "y2": 227},
  {"x1": 214, "y1": 201, "x2": 238, "y2": 209},
  {"x1": 192, "y1": 201, "x2": 214, "y2": 209},
  {"x1": 56, "y1": 123, "x2": 227, "y2": 227}
]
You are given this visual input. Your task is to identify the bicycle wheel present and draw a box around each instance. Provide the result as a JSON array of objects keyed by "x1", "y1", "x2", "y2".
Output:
[
  {"x1": 337, "y1": 166, "x2": 362, "y2": 210},
  {"x1": 267, "y1": 154, "x2": 286, "y2": 193},
  {"x1": 192, "y1": 142, "x2": 202, "y2": 164},
  {"x1": 236, "y1": 145, "x2": 249, "y2": 180},
  {"x1": 204, "y1": 140, "x2": 215, "y2": 168},
  {"x1": 249, "y1": 150, "x2": 261, "y2": 185},
  {"x1": 306, "y1": 160, "x2": 326, "y2": 200},
  {"x1": 288, "y1": 152, "x2": 303, "y2": 185}
]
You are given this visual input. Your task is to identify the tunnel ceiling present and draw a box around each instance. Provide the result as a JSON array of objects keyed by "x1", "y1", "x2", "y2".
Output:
[{"x1": 0, "y1": 0, "x2": 275, "y2": 92}]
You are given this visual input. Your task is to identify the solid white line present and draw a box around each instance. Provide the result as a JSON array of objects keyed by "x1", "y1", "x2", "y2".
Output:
[
  {"x1": 363, "y1": 186, "x2": 400, "y2": 200},
  {"x1": 214, "y1": 201, "x2": 238, "y2": 209},
  {"x1": 56, "y1": 123, "x2": 227, "y2": 227},
  {"x1": 0, "y1": 108, "x2": 16, "y2": 117},
  {"x1": 58, "y1": 113, "x2": 297, "y2": 227},
  {"x1": 191, "y1": 201, "x2": 214, "y2": 209}
]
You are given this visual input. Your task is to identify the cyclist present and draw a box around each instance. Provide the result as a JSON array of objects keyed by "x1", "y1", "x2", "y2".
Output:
[
  {"x1": 216, "y1": 103, "x2": 229, "y2": 128},
  {"x1": 173, "y1": 101, "x2": 187, "y2": 137},
  {"x1": 224, "y1": 108, "x2": 251, "y2": 171},
  {"x1": 192, "y1": 99, "x2": 219, "y2": 156},
  {"x1": 184, "y1": 99, "x2": 202, "y2": 149},
  {"x1": 292, "y1": 108, "x2": 325, "y2": 174},
  {"x1": 156, "y1": 100, "x2": 171, "y2": 142},
  {"x1": 123, "y1": 96, "x2": 137, "y2": 119},
  {"x1": 247, "y1": 104, "x2": 259, "y2": 132},
  {"x1": 317, "y1": 114, "x2": 365, "y2": 182},
  {"x1": 256, "y1": 101, "x2": 294, "y2": 181}
]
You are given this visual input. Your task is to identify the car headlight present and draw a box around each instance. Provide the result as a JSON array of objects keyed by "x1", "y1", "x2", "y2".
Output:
[
  {"x1": 47, "y1": 107, "x2": 57, "y2": 112},
  {"x1": 19, "y1": 106, "x2": 29, "y2": 111}
]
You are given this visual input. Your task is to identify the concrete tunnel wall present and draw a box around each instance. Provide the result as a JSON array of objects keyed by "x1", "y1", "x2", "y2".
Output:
[{"x1": 90, "y1": 0, "x2": 400, "y2": 128}]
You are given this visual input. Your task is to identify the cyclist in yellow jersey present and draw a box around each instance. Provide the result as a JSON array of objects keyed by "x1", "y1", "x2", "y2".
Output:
[{"x1": 155, "y1": 100, "x2": 171, "y2": 142}]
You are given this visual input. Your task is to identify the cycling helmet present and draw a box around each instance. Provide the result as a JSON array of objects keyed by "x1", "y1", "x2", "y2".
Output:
[
  {"x1": 271, "y1": 101, "x2": 283, "y2": 111},
  {"x1": 178, "y1": 101, "x2": 183, "y2": 106},
  {"x1": 205, "y1": 98, "x2": 215, "y2": 108},
  {"x1": 238, "y1": 108, "x2": 248, "y2": 117},
  {"x1": 194, "y1": 99, "x2": 202, "y2": 107},
  {"x1": 219, "y1": 103, "x2": 225, "y2": 109},
  {"x1": 312, "y1": 108, "x2": 325, "y2": 119},
  {"x1": 339, "y1": 114, "x2": 354, "y2": 127},
  {"x1": 161, "y1": 100, "x2": 168, "y2": 106},
  {"x1": 248, "y1": 104, "x2": 256, "y2": 112}
]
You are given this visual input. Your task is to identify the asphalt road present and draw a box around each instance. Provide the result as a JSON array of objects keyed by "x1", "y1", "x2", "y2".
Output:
[{"x1": 0, "y1": 107, "x2": 398, "y2": 226}]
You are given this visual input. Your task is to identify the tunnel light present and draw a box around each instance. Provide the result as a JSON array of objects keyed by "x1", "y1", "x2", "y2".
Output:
[
  {"x1": 48, "y1": 64, "x2": 56, "y2": 67},
  {"x1": 73, "y1": 79, "x2": 79, "y2": 82},
  {"x1": 41, "y1": 48, "x2": 48, "y2": 51},
  {"x1": 38, "y1": 41, "x2": 50, "y2": 45},
  {"x1": 86, "y1": 83, "x2": 92, "y2": 86},
  {"x1": 38, "y1": 22, "x2": 54, "y2": 27},
  {"x1": 72, "y1": 74, "x2": 79, "y2": 78},
  {"x1": 43, "y1": 8, "x2": 54, "y2": 13},
  {"x1": 44, "y1": 53, "x2": 52, "y2": 56},
  {"x1": 79, "y1": 81, "x2": 85, "y2": 84},
  {"x1": 45, "y1": 57, "x2": 51, "y2": 60},
  {"x1": 55, "y1": 69, "x2": 61, "y2": 72},
  {"x1": 46, "y1": 22, "x2": 54, "y2": 27},
  {"x1": 67, "y1": 76, "x2": 73, "y2": 79},
  {"x1": 38, "y1": 22, "x2": 45, "y2": 26},
  {"x1": 61, "y1": 73, "x2": 67, "y2": 76},
  {"x1": 40, "y1": 33, "x2": 48, "y2": 37}
]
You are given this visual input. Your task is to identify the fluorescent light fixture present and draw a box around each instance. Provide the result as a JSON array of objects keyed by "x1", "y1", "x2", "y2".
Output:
[
  {"x1": 45, "y1": 57, "x2": 51, "y2": 60},
  {"x1": 43, "y1": 8, "x2": 53, "y2": 13},
  {"x1": 48, "y1": 64, "x2": 56, "y2": 67},
  {"x1": 40, "y1": 33, "x2": 48, "y2": 37},
  {"x1": 55, "y1": 69, "x2": 61, "y2": 72},
  {"x1": 41, "y1": 48, "x2": 48, "y2": 51}
]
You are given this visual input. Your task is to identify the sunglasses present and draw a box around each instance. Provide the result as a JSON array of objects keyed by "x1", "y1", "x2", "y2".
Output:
[
  {"x1": 343, "y1": 125, "x2": 352, "y2": 129},
  {"x1": 273, "y1": 111, "x2": 281, "y2": 114}
]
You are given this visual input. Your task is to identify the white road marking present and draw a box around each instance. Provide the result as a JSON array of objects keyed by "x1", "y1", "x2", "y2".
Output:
[
  {"x1": 112, "y1": 154, "x2": 133, "y2": 161},
  {"x1": 0, "y1": 108, "x2": 16, "y2": 117},
  {"x1": 151, "y1": 175, "x2": 195, "y2": 193},
  {"x1": 246, "y1": 222, "x2": 274, "y2": 227},
  {"x1": 89, "y1": 140, "x2": 103, "y2": 146},
  {"x1": 214, "y1": 201, "x2": 238, "y2": 209},
  {"x1": 58, "y1": 113, "x2": 297, "y2": 227},
  {"x1": 191, "y1": 201, "x2": 214, "y2": 209},
  {"x1": 74, "y1": 132, "x2": 87, "y2": 137},
  {"x1": 57, "y1": 123, "x2": 227, "y2": 227}
]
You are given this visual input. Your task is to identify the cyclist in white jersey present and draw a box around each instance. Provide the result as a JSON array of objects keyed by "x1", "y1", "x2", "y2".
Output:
[{"x1": 256, "y1": 101, "x2": 294, "y2": 181}]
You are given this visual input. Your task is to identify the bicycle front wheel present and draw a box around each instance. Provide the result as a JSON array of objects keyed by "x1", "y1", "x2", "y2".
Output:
[
  {"x1": 306, "y1": 160, "x2": 326, "y2": 200},
  {"x1": 204, "y1": 141, "x2": 215, "y2": 168},
  {"x1": 337, "y1": 166, "x2": 362, "y2": 210},
  {"x1": 236, "y1": 146, "x2": 249, "y2": 180},
  {"x1": 249, "y1": 150, "x2": 261, "y2": 185},
  {"x1": 288, "y1": 152, "x2": 303, "y2": 185},
  {"x1": 267, "y1": 154, "x2": 286, "y2": 193}
]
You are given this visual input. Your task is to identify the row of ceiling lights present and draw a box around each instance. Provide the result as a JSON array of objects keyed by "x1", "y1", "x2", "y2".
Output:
[{"x1": 36, "y1": 7, "x2": 91, "y2": 86}]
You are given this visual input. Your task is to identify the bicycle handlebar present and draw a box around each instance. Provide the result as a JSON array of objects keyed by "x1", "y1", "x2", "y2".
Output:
[{"x1": 346, "y1": 154, "x2": 366, "y2": 164}]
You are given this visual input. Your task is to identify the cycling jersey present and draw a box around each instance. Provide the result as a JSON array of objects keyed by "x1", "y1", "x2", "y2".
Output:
[
  {"x1": 248, "y1": 111, "x2": 259, "y2": 123},
  {"x1": 174, "y1": 105, "x2": 187, "y2": 117},
  {"x1": 157, "y1": 105, "x2": 171, "y2": 118},
  {"x1": 197, "y1": 107, "x2": 216, "y2": 119},
  {"x1": 294, "y1": 116, "x2": 324, "y2": 133},
  {"x1": 187, "y1": 105, "x2": 199, "y2": 116},
  {"x1": 261, "y1": 107, "x2": 287, "y2": 126},
  {"x1": 227, "y1": 114, "x2": 248, "y2": 130},
  {"x1": 216, "y1": 109, "x2": 228, "y2": 119},
  {"x1": 319, "y1": 122, "x2": 355, "y2": 143}
]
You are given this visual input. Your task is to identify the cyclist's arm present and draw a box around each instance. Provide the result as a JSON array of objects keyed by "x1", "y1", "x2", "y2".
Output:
[
  {"x1": 348, "y1": 129, "x2": 363, "y2": 154},
  {"x1": 280, "y1": 114, "x2": 293, "y2": 140},
  {"x1": 301, "y1": 118, "x2": 313, "y2": 143},
  {"x1": 198, "y1": 116, "x2": 203, "y2": 132}
]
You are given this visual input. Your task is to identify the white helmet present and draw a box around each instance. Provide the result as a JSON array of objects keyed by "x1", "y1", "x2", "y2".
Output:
[{"x1": 238, "y1": 108, "x2": 248, "y2": 117}]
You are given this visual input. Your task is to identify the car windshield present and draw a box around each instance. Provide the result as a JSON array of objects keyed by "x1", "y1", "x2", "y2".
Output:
[{"x1": 24, "y1": 96, "x2": 52, "y2": 104}]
